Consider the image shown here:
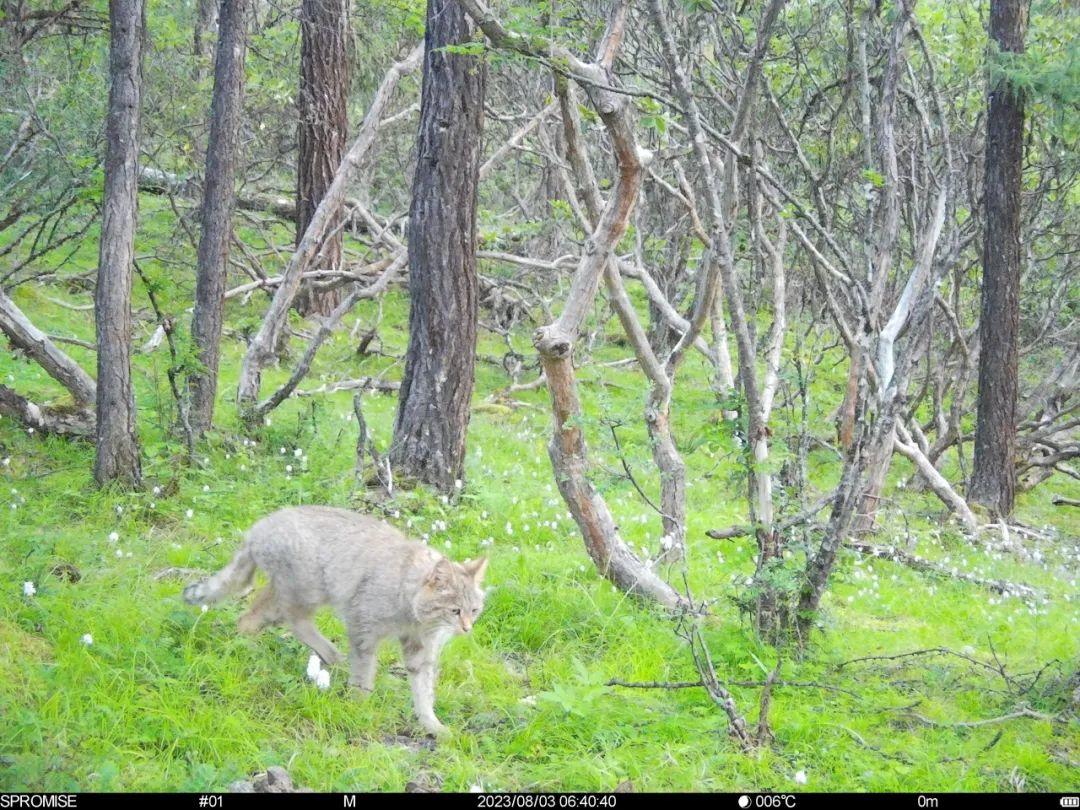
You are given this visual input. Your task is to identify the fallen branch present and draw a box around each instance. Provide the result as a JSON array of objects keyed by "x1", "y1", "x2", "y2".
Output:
[
  {"x1": 252, "y1": 256, "x2": 404, "y2": 418},
  {"x1": 0, "y1": 287, "x2": 96, "y2": 405},
  {"x1": 846, "y1": 540, "x2": 1041, "y2": 599},
  {"x1": 606, "y1": 677, "x2": 861, "y2": 699},
  {"x1": 139, "y1": 166, "x2": 297, "y2": 223},
  {"x1": 223, "y1": 258, "x2": 393, "y2": 300},
  {"x1": 294, "y1": 377, "x2": 399, "y2": 397},
  {"x1": 900, "y1": 707, "x2": 1059, "y2": 728},
  {"x1": 837, "y1": 647, "x2": 1024, "y2": 682},
  {"x1": 0, "y1": 385, "x2": 94, "y2": 437}
]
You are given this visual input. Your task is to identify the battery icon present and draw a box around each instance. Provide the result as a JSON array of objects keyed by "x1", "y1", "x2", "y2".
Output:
[{"x1": 1061, "y1": 798, "x2": 1079, "y2": 808}]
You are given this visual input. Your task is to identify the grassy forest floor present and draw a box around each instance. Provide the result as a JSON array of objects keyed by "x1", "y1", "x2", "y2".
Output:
[{"x1": 2, "y1": 197, "x2": 1078, "y2": 792}]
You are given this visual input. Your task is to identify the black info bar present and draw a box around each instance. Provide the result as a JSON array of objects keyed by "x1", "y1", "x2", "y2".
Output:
[{"x1": 2, "y1": 794, "x2": 1077, "y2": 809}]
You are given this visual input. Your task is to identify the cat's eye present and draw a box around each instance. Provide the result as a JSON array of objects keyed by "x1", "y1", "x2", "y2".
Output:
[{"x1": 453, "y1": 608, "x2": 462, "y2": 615}]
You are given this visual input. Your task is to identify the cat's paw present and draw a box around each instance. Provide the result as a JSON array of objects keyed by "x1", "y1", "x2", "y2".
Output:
[
  {"x1": 420, "y1": 718, "x2": 450, "y2": 738},
  {"x1": 236, "y1": 613, "x2": 262, "y2": 634}
]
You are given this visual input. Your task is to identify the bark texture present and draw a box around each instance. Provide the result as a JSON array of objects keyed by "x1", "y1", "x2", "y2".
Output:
[
  {"x1": 293, "y1": 0, "x2": 350, "y2": 316},
  {"x1": 194, "y1": 0, "x2": 218, "y2": 68},
  {"x1": 94, "y1": 0, "x2": 144, "y2": 488},
  {"x1": 390, "y1": 0, "x2": 485, "y2": 492},
  {"x1": 970, "y1": 0, "x2": 1028, "y2": 516},
  {"x1": 188, "y1": 0, "x2": 249, "y2": 438}
]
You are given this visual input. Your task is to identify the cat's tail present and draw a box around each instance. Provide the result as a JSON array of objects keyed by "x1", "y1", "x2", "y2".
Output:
[{"x1": 183, "y1": 542, "x2": 256, "y2": 607}]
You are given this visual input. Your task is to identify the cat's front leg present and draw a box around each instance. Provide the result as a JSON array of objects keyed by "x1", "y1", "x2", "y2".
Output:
[
  {"x1": 410, "y1": 664, "x2": 447, "y2": 736},
  {"x1": 402, "y1": 635, "x2": 447, "y2": 736},
  {"x1": 347, "y1": 633, "x2": 379, "y2": 692}
]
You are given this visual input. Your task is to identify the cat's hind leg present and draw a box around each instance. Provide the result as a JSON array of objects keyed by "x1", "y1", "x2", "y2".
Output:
[{"x1": 237, "y1": 585, "x2": 283, "y2": 634}]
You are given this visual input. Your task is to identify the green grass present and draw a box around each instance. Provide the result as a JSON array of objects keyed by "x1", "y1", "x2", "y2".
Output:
[{"x1": 1, "y1": 197, "x2": 1078, "y2": 791}]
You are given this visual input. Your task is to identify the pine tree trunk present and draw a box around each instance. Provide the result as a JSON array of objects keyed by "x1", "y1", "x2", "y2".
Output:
[
  {"x1": 970, "y1": 0, "x2": 1027, "y2": 516},
  {"x1": 94, "y1": 0, "x2": 145, "y2": 488},
  {"x1": 293, "y1": 0, "x2": 350, "y2": 317},
  {"x1": 390, "y1": 0, "x2": 485, "y2": 492},
  {"x1": 188, "y1": 0, "x2": 250, "y2": 439},
  {"x1": 193, "y1": 0, "x2": 218, "y2": 76}
]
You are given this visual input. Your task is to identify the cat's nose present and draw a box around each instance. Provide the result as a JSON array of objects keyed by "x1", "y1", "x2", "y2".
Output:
[{"x1": 460, "y1": 614, "x2": 473, "y2": 633}]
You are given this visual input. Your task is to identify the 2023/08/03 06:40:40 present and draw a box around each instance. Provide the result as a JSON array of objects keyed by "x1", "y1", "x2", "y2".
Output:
[{"x1": 476, "y1": 795, "x2": 617, "y2": 808}]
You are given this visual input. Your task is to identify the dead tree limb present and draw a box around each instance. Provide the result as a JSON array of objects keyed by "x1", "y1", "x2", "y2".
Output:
[
  {"x1": 457, "y1": 0, "x2": 686, "y2": 610},
  {"x1": 253, "y1": 254, "x2": 404, "y2": 418},
  {"x1": 0, "y1": 287, "x2": 96, "y2": 406},
  {"x1": 846, "y1": 541, "x2": 1040, "y2": 599},
  {"x1": 0, "y1": 385, "x2": 94, "y2": 437},
  {"x1": 236, "y1": 44, "x2": 423, "y2": 420}
]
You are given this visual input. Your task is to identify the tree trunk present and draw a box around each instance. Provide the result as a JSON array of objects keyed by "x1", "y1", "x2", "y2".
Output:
[
  {"x1": 187, "y1": 0, "x2": 250, "y2": 439},
  {"x1": 390, "y1": 0, "x2": 485, "y2": 493},
  {"x1": 293, "y1": 0, "x2": 350, "y2": 317},
  {"x1": 193, "y1": 0, "x2": 218, "y2": 78},
  {"x1": 970, "y1": 0, "x2": 1028, "y2": 517},
  {"x1": 94, "y1": 0, "x2": 144, "y2": 488}
]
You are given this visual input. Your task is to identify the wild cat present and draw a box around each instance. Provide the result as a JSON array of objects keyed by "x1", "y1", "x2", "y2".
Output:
[{"x1": 183, "y1": 505, "x2": 487, "y2": 736}]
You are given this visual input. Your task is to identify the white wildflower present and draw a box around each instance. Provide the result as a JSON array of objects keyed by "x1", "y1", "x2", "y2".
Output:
[
  {"x1": 108, "y1": 532, "x2": 120, "y2": 543},
  {"x1": 307, "y1": 654, "x2": 322, "y2": 681},
  {"x1": 23, "y1": 581, "x2": 36, "y2": 597},
  {"x1": 81, "y1": 633, "x2": 93, "y2": 646},
  {"x1": 315, "y1": 669, "x2": 331, "y2": 690},
  {"x1": 794, "y1": 770, "x2": 807, "y2": 785},
  {"x1": 294, "y1": 448, "x2": 303, "y2": 458},
  {"x1": 185, "y1": 509, "x2": 194, "y2": 519}
]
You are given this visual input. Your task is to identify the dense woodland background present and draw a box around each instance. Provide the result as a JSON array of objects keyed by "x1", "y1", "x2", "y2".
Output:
[{"x1": 1, "y1": 0, "x2": 1078, "y2": 792}]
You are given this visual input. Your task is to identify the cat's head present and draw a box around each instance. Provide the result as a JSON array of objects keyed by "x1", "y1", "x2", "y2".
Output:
[{"x1": 416, "y1": 556, "x2": 489, "y2": 634}]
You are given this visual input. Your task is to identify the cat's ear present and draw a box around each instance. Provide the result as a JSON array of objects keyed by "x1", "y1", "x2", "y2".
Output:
[
  {"x1": 425, "y1": 558, "x2": 455, "y2": 589},
  {"x1": 463, "y1": 557, "x2": 488, "y2": 583}
]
